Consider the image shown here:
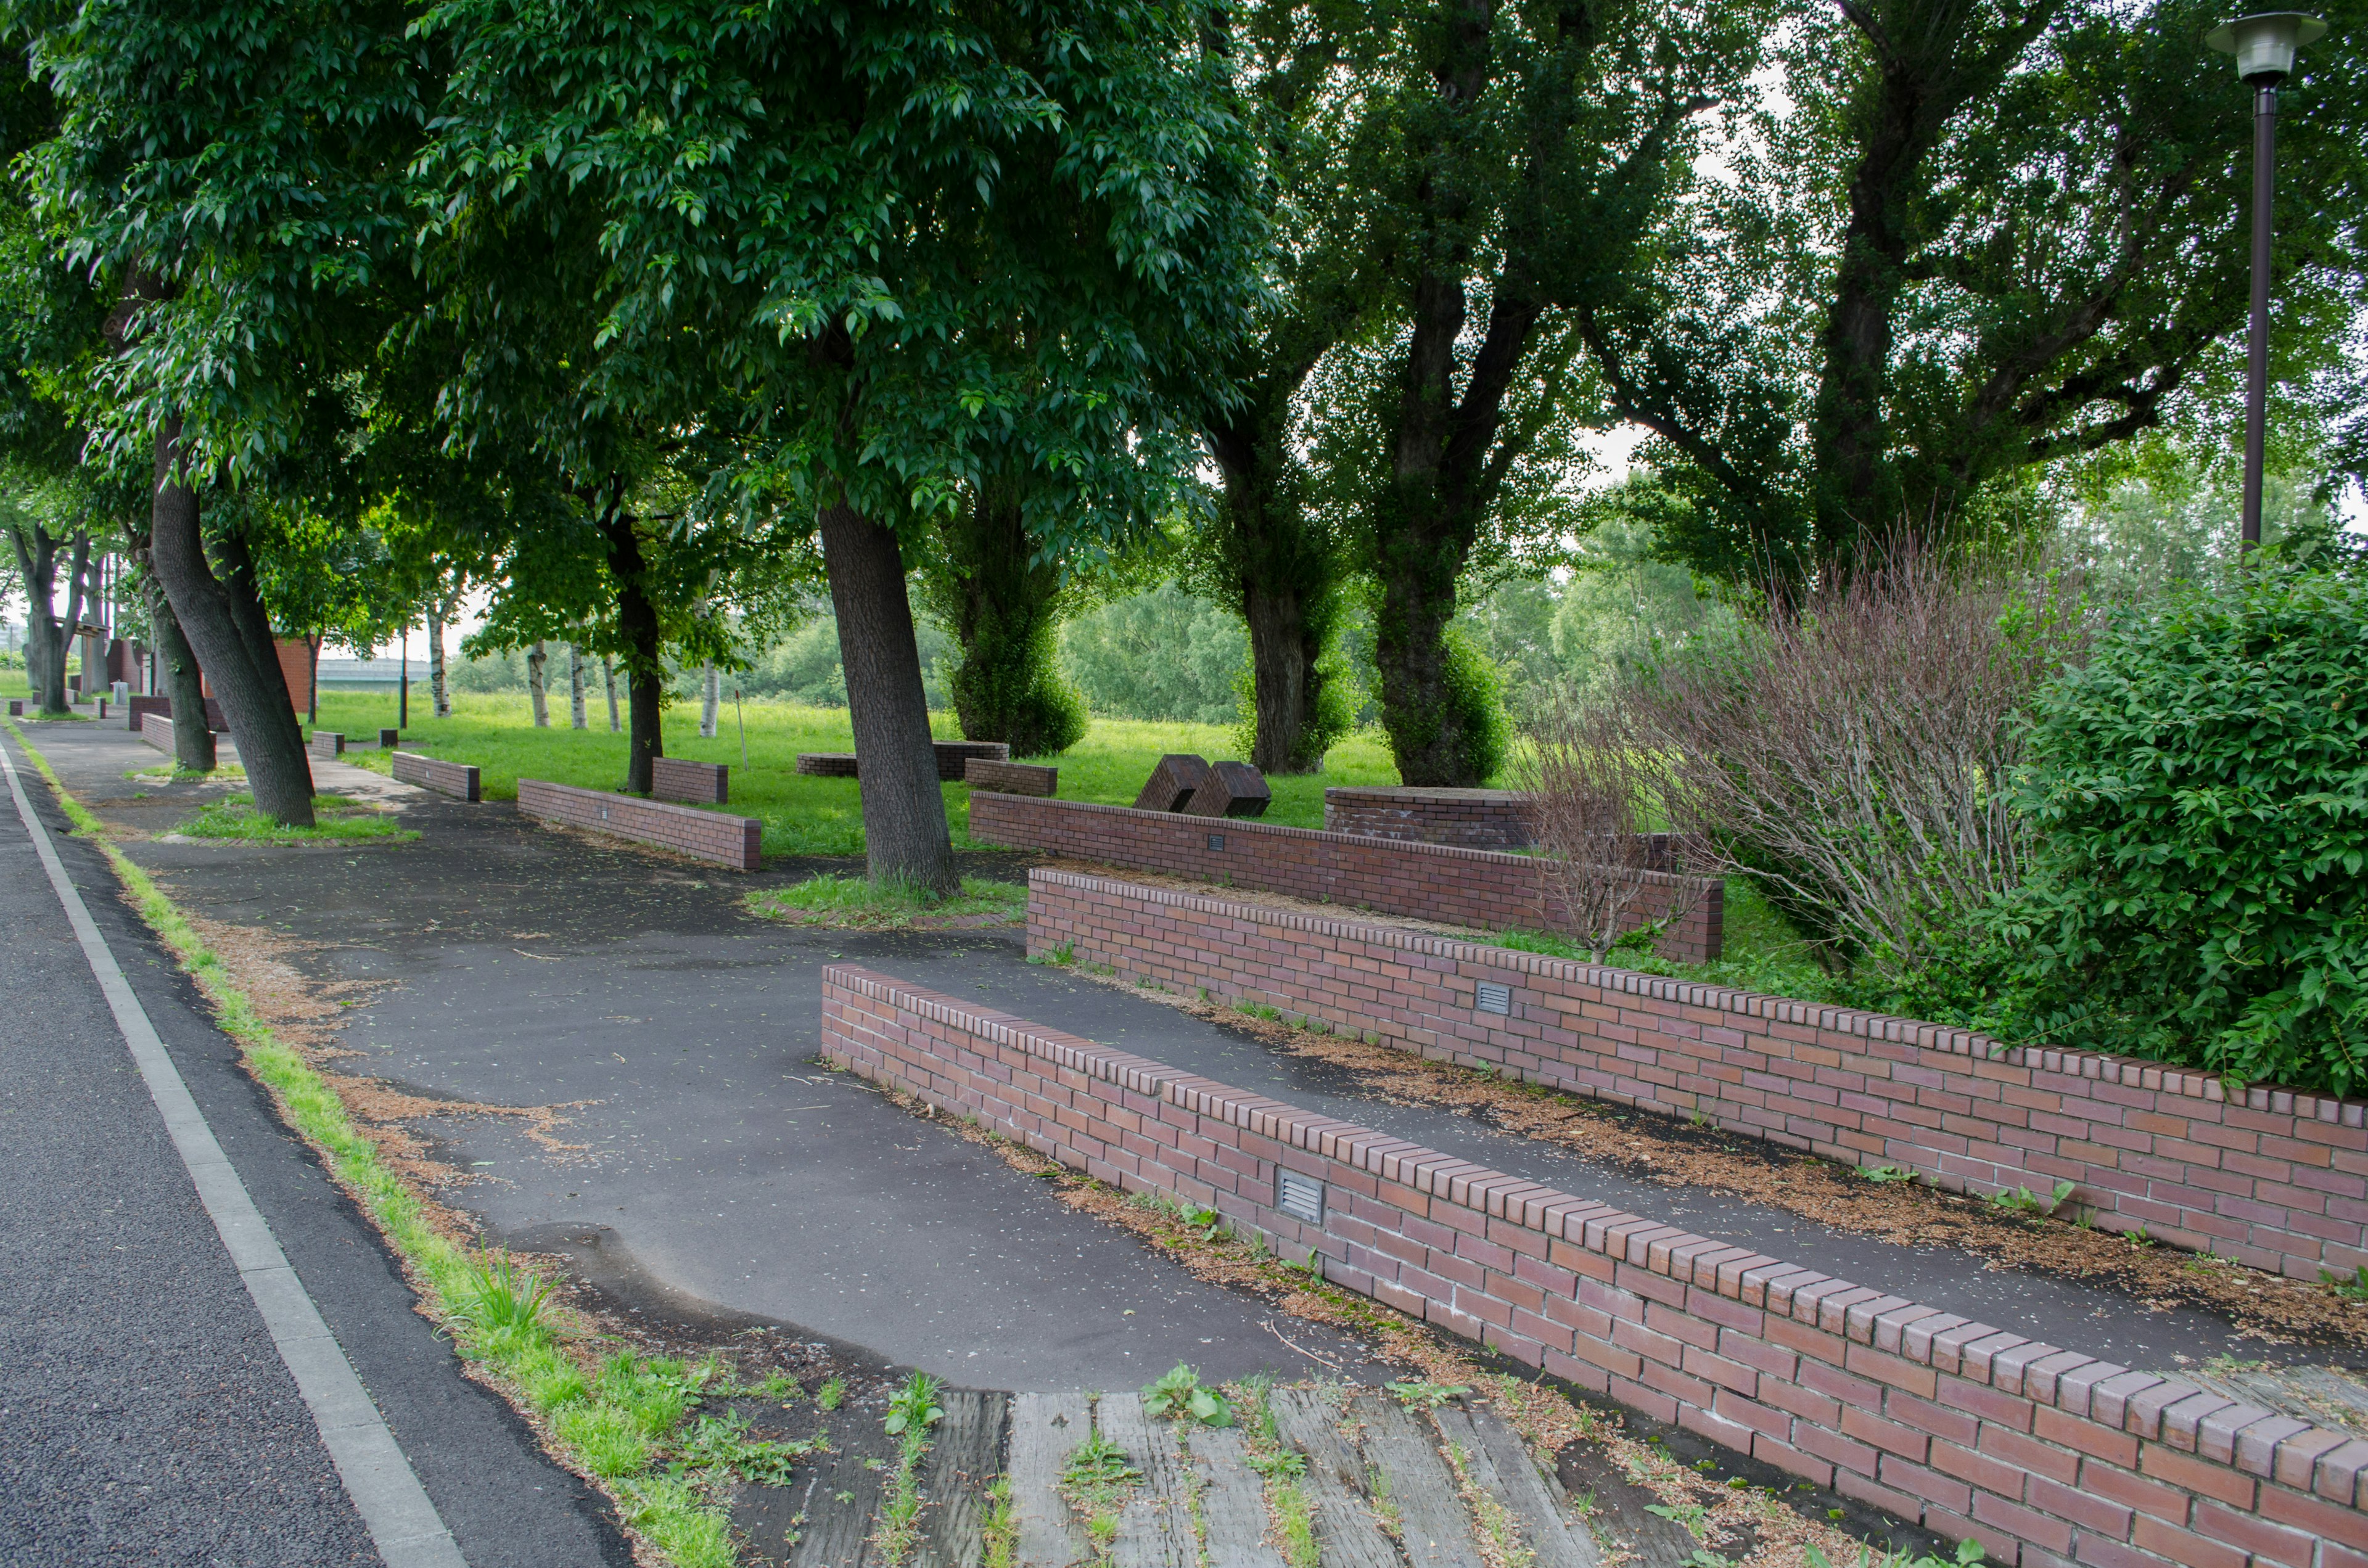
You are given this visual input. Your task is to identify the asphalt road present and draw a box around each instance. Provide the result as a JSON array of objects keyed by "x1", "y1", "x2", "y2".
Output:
[{"x1": 0, "y1": 724, "x2": 629, "y2": 1568}]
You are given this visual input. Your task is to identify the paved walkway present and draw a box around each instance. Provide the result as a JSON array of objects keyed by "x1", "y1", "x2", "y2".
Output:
[{"x1": 1, "y1": 720, "x2": 627, "y2": 1567}]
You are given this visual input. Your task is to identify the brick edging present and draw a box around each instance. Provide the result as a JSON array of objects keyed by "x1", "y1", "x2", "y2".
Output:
[
  {"x1": 516, "y1": 777, "x2": 760, "y2": 871},
  {"x1": 821, "y1": 964, "x2": 2368, "y2": 1568}
]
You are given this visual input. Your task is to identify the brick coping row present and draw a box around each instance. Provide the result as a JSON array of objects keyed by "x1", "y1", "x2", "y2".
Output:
[
  {"x1": 823, "y1": 963, "x2": 2368, "y2": 1524},
  {"x1": 1034, "y1": 868, "x2": 2361, "y2": 1126}
]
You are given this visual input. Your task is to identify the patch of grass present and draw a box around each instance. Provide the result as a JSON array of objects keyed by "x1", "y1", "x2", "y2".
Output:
[
  {"x1": 2, "y1": 723, "x2": 734, "y2": 1563},
  {"x1": 179, "y1": 792, "x2": 417, "y2": 845},
  {"x1": 747, "y1": 872, "x2": 1024, "y2": 930},
  {"x1": 1060, "y1": 1426, "x2": 1140, "y2": 1562},
  {"x1": 983, "y1": 1475, "x2": 1018, "y2": 1568},
  {"x1": 126, "y1": 760, "x2": 247, "y2": 782},
  {"x1": 875, "y1": 1372, "x2": 945, "y2": 1566}
]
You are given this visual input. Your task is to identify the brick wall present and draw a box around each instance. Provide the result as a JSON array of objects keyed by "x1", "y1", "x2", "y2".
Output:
[
  {"x1": 391, "y1": 751, "x2": 480, "y2": 802},
  {"x1": 128, "y1": 695, "x2": 227, "y2": 733},
  {"x1": 1029, "y1": 870, "x2": 2368, "y2": 1284},
  {"x1": 138, "y1": 713, "x2": 174, "y2": 754},
  {"x1": 307, "y1": 731, "x2": 344, "y2": 759},
  {"x1": 651, "y1": 756, "x2": 728, "y2": 805},
  {"x1": 968, "y1": 792, "x2": 1724, "y2": 963},
  {"x1": 1323, "y1": 786, "x2": 1540, "y2": 849},
  {"x1": 516, "y1": 778, "x2": 760, "y2": 870},
  {"x1": 821, "y1": 963, "x2": 2368, "y2": 1568}
]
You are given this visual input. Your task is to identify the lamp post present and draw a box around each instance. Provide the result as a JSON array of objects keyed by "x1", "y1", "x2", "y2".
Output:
[{"x1": 2206, "y1": 12, "x2": 2327, "y2": 553}]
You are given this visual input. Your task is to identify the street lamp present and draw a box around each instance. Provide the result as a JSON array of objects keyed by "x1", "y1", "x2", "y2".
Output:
[{"x1": 2206, "y1": 12, "x2": 2327, "y2": 552}]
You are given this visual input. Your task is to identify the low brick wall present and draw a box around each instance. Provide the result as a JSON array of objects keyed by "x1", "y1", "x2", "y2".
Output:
[
  {"x1": 652, "y1": 757, "x2": 728, "y2": 805},
  {"x1": 390, "y1": 751, "x2": 480, "y2": 802},
  {"x1": 966, "y1": 758, "x2": 1058, "y2": 796},
  {"x1": 1324, "y1": 786, "x2": 1539, "y2": 849},
  {"x1": 968, "y1": 792, "x2": 1723, "y2": 963},
  {"x1": 307, "y1": 731, "x2": 345, "y2": 759},
  {"x1": 821, "y1": 964, "x2": 2368, "y2": 1568},
  {"x1": 1029, "y1": 870, "x2": 2368, "y2": 1283},
  {"x1": 128, "y1": 694, "x2": 227, "y2": 733},
  {"x1": 138, "y1": 713, "x2": 175, "y2": 754},
  {"x1": 516, "y1": 778, "x2": 760, "y2": 870}
]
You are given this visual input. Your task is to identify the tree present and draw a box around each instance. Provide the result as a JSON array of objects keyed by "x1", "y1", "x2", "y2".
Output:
[
  {"x1": 1577, "y1": 0, "x2": 2368, "y2": 576},
  {"x1": 15, "y1": 0, "x2": 431, "y2": 824},
  {"x1": 915, "y1": 477, "x2": 1090, "y2": 758},
  {"x1": 418, "y1": 0, "x2": 1264, "y2": 890},
  {"x1": 1299, "y1": 0, "x2": 1769, "y2": 786}
]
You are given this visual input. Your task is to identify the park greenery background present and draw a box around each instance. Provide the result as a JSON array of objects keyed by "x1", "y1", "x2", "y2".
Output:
[{"x1": 0, "y1": 0, "x2": 2360, "y2": 1102}]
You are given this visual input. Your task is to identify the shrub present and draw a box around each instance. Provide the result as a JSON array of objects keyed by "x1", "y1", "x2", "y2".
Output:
[{"x1": 1994, "y1": 559, "x2": 2368, "y2": 1094}]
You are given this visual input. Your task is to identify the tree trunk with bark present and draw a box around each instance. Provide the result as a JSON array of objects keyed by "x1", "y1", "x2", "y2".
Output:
[
  {"x1": 699, "y1": 660, "x2": 718, "y2": 738},
  {"x1": 527, "y1": 640, "x2": 549, "y2": 726},
  {"x1": 820, "y1": 502, "x2": 956, "y2": 893},
  {"x1": 427, "y1": 595, "x2": 450, "y2": 718},
  {"x1": 598, "y1": 511, "x2": 664, "y2": 794},
  {"x1": 141, "y1": 564, "x2": 215, "y2": 772},
  {"x1": 146, "y1": 421, "x2": 313, "y2": 824},
  {"x1": 603, "y1": 656, "x2": 619, "y2": 732},
  {"x1": 569, "y1": 643, "x2": 587, "y2": 729},
  {"x1": 6, "y1": 525, "x2": 63, "y2": 715},
  {"x1": 60, "y1": 534, "x2": 89, "y2": 702}
]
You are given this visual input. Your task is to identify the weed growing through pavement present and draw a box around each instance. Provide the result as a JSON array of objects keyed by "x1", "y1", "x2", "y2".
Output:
[
  {"x1": 1386, "y1": 1378, "x2": 1470, "y2": 1410},
  {"x1": 1856, "y1": 1164, "x2": 1917, "y2": 1184},
  {"x1": 817, "y1": 1375, "x2": 847, "y2": 1411},
  {"x1": 749, "y1": 872, "x2": 1024, "y2": 930},
  {"x1": 1060, "y1": 1424, "x2": 1141, "y2": 1562},
  {"x1": 2325, "y1": 1265, "x2": 2368, "y2": 1301},
  {"x1": 1143, "y1": 1363, "x2": 1233, "y2": 1426},
  {"x1": 1989, "y1": 1181, "x2": 2075, "y2": 1218},
  {"x1": 1444, "y1": 1439, "x2": 1535, "y2": 1568},
  {"x1": 1234, "y1": 1378, "x2": 1317, "y2": 1568},
  {"x1": 982, "y1": 1474, "x2": 1018, "y2": 1568},
  {"x1": 4, "y1": 729, "x2": 737, "y2": 1566},
  {"x1": 874, "y1": 1371, "x2": 945, "y2": 1566},
  {"x1": 1807, "y1": 1540, "x2": 1987, "y2": 1568},
  {"x1": 181, "y1": 792, "x2": 417, "y2": 844}
]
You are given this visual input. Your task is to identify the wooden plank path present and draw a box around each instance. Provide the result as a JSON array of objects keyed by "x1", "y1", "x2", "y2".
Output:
[{"x1": 733, "y1": 1383, "x2": 1622, "y2": 1567}]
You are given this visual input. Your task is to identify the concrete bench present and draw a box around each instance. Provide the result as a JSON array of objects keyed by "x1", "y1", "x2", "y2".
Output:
[
  {"x1": 517, "y1": 777, "x2": 760, "y2": 871},
  {"x1": 964, "y1": 758, "x2": 1058, "y2": 796},
  {"x1": 652, "y1": 757, "x2": 728, "y2": 805},
  {"x1": 391, "y1": 751, "x2": 480, "y2": 802},
  {"x1": 308, "y1": 731, "x2": 345, "y2": 759}
]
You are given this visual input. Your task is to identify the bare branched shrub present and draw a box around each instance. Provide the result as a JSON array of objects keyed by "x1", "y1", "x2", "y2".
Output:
[
  {"x1": 1634, "y1": 543, "x2": 2086, "y2": 975},
  {"x1": 1516, "y1": 688, "x2": 1701, "y2": 957}
]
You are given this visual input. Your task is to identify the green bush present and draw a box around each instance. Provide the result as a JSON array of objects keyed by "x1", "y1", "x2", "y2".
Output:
[
  {"x1": 1437, "y1": 622, "x2": 1510, "y2": 784},
  {"x1": 1995, "y1": 559, "x2": 2368, "y2": 1094}
]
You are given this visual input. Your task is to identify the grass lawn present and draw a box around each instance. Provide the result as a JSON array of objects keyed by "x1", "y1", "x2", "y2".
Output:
[{"x1": 310, "y1": 691, "x2": 1415, "y2": 858}]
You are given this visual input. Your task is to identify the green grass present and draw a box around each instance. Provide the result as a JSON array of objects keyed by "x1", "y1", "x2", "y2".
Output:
[
  {"x1": 309, "y1": 691, "x2": 1414, "y2": 857},
  {"x1": 179, "y1": 792, "x2": 419, "y2": 845},
  {"x1": 3, "y1": 718, "x2": 745, "y2": 1566},
  {"x1": 126, "y1": 760, "x2": 247, "y2": 782},
  {"x1": 747, "y1": 872, "x2": 1026, "y2": 929}
]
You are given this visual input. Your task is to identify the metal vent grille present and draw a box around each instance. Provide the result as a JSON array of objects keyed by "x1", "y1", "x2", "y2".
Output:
[
  {"x1": 1276, "y1": 1170, "x2": 1324, "y2": 1225},
  {"x1": 1476, "y1": 980, "x2": 1512, "y2": 1014},
  {"x1": 1207, "y1": 833, "x2": 1226, "y2": 851}
]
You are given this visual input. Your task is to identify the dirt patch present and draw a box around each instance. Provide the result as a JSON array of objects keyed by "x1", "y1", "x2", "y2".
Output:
[{"x1": 1067, "y1": 963, "x2": 2368, "y2": 1353}]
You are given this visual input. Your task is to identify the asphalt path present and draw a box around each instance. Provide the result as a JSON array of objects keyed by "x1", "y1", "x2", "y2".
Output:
[{"x1": 0, "y1": 723, "x2": 628, "y2": 1567}]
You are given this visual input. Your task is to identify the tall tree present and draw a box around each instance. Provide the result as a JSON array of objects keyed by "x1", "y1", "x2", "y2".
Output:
[
  {"x1": 1576, "y1": 0, "x2": 2368, "y2": 574},
  {"x1": 419, "y1": 0, "x2": 1263, "y2": 890}
]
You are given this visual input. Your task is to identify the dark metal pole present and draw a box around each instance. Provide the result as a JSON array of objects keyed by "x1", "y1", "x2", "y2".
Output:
[
  {"x1": 2240, "y1": 82, "x2": 2277, "y2": 552},
  {"x1": 400, "y1": 623, "x2": 409, "y2": 729}
]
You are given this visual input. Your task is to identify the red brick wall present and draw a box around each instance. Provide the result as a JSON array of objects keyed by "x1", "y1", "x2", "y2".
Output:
[
  {"x1": 1029, "y1": 870, "x2": 2368, "y2": 1284},
  {"x1": 1323, "y1": 786, "x2": 1540, "y2": 849},
  {"x1": 137, "y1": 713, "x2": 175, "y2": 755},
  {"x1": 391, "y1": 750, "x2": 480, "y2": 802},
  {"x1": 651, "y1": 757, "x2": 728, "y2": 805},
  {"x1": 968, "y1": 792, "x2": 1724, "y2": 963},
  {"x1": 516, "y1": 777, "x2": 760, "y2": 870},
  {"x1": 821, "y1": 963, "x2": 2368, "y2": 1568}
]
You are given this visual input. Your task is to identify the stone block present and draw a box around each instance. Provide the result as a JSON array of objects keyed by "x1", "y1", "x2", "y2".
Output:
[
  {"x1": 652, "y1": 757, "x2": 730, "y2": 805},
  {"x1": 796, "y1": 752, "x2": 861, "y2": 778},
  {"x1": 379, "y1": 728, "x2": 400, "y2": 749},
  {"x1": 1183, "y1": 760, "x2": 1270, "y2": 819},
  {"x1": 307, "y1": 731, "x2": 345, "y2": 759},
  {"x1": 1134, "y1": 753, "x2": 1217, "y2": 813},
  {"x1": 967, "y1": 759, "x2": 1059, "y2": 796}
]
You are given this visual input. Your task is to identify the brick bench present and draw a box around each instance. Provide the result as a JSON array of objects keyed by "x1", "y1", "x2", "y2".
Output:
[
  {"x1": 138, "y1": 713, "x2": 175, "y2": 754},
  {"x1": 799, "y1": 741, "x2": 1015, "y2": 782},
  {"x1": 390, "y1": 751, "x2": 480, "y2": 802},
  {"x1": 652, "y1": 757, "x2": 728, "y2": 805},
  {"x1": 964, "y1": 758, "x2": 1058, "y2": 796},
  {"x1": 822, "y1": 964, "x2": 2368, "y2": 1568},
  {"x1": 307, "y1": 731, "x2": 345, "y2": 759},
  {"x1": 516, "y1": 777, "x2": 760, "y2": 871}
]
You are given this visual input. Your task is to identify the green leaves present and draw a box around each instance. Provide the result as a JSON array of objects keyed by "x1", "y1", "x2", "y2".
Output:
[
  {"x1": 1141, "y1": 1363, "x2": 1232, "y2": 1426},
  {"x1": 1997, "y1": 556, "x2": 2368, "y2": 1094}
]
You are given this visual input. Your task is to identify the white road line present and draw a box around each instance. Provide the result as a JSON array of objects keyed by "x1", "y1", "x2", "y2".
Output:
[{"x1": 0, "y1": 737, "x2": 469, "y2": 1568}]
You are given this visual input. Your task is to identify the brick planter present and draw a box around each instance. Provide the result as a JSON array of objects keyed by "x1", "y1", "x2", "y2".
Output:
[
  {"x1": 652, "y1": 757, "x2": 728, "y2": 805},
  {"x1": 390, "y1": 751, "x2": 480, "y2": 802},
  {"x1": 516, "y1": 778, "x2": 760, "y2": 870},
  {"x1": 821, "y1": 964, "x2": 2368, "y2": 1568},
  {"x1": 967, "y1": 792, "x2": 1723, "y2": 963},
  {"x1": 1028, "y1": 869, "x2": 2368, "y2": 1283}
]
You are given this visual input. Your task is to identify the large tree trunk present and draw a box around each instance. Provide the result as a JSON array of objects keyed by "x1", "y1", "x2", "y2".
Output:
[
  {"x1": 1243, "y1": 582, "x2": 1327, "y2": 774},
  {"x1": 527, "y1": 639, "x2": 549, "y2": 726},
  {"x1": 820, "y1": 501, "x2": 956, "y2": 893},
  {"x1": 60, "y1": 534, "x2": 89, "y2": 702},
  {"x1": 6, "y1": 525, "x2": 63, "y2": 715},
  {"x1": 1371, "y1": 523, "x2": 1471, "y2": 785},
  {"x1": 147, "y1": 421, "x2": 313, "y2": 824},
  {"x1": 598, "y1": 511, "x2": 664, "y2": 794},
  {"x1": 141, "y1": 565, "x2": 215, "y2": 773}
]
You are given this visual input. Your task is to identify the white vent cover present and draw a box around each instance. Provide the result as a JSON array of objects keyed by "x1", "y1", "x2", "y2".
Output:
[{"x1": 1476, "y1": 980, "x2": 1512, "y2": 1014}]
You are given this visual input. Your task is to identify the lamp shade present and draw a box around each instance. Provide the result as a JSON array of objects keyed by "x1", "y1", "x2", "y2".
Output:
[{"x1": 2206, "y1": 12, "x2": 2329, "y2": 83}]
